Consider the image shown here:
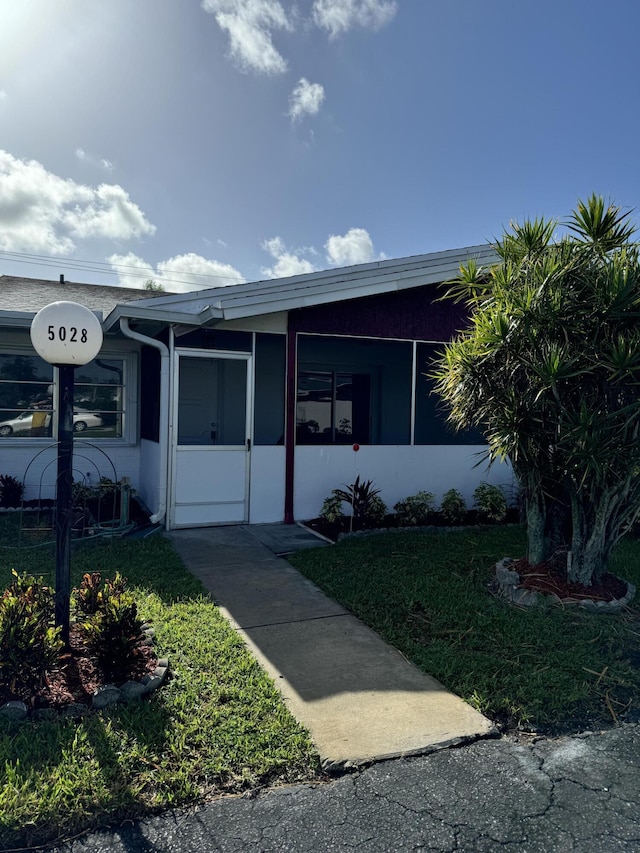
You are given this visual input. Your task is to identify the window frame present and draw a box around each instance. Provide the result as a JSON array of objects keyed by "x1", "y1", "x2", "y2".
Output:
[
  {"x1": 296, "y1": 367, "x2": 373, "y2": 445},
  {"x1": 0, "y1": 344, "x2": 136, "y2": 445}
]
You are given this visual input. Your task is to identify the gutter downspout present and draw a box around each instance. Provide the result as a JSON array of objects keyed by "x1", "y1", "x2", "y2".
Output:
[{"x1": 119, "y1": 318, "x2": 170, "y2": 527}]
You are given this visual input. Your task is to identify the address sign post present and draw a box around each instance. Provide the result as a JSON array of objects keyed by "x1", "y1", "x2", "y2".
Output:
[{"x1": 30, "y1": 301, "x2": 103, "y2": 647}]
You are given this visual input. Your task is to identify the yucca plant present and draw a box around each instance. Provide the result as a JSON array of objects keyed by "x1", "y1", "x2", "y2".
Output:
[{"x1": 433, "y1": 195, "x2": 640, "y2": 585}]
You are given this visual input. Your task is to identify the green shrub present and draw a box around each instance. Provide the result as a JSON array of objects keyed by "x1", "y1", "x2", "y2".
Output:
[
  {"x1": 73, "y1": 571, "x2": 119, "y2": 616},
  {"x1": 0, "y1": 571, "x2": 62, "y2": 693},
  {"x1": 473, "y1": 482, "x2": 507, "y2": 522},
  {"x1": 75, "y1": 572, "x2": 144, "y2": 677},
  {"x1": 364, "y1": 494, "x2": 387, "y2": 527},
  {"x1": 319, "y1": 492, "x2": 345, "y2": 524},
  {"x1": 71, "y1": 476, "x2": 117, "y2": 506},
  {"x1": 0, "y1": 475, "x2": 24, "y2": 508},
  {"x1": 440, "y1": 489, "x2": 467, "y2": 524},
  {"x1": 394, "y1": 491, "x2": 436, "y2": 526}
]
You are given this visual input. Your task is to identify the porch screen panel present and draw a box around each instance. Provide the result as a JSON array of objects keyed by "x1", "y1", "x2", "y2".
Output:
[
  {"x1": 414, "y1": 343, "x2": 485, "y2": 444},
  {"x1": 178, "y1": 356, "x2": 246, "y2": 446},
  {"x1": 296, "y1": 336, "x2": 411, "y2": 445},
  {"x1": 254, "y1": 333, "x2": 285, "y2": 445}
]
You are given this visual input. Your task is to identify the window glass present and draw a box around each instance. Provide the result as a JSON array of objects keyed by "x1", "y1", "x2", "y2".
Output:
[
  {"x1": 0, "y1": 355, "x2": 53, "y2": 438},
  {"x1": 72, "y1": 358, "x2": 125, "y2": 438},
  {"x1": 296, "y1": 371, "x2": 371, "y2": 444},
  {"x1": 297, "y1": 372, "x2": 332, "y2": 442}
]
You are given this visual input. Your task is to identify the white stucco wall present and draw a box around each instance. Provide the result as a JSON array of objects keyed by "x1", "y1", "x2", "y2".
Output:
[
  {"x1": 249, "y1": 446, "x2": 286, "y2": 523},
  {"x1": 293, "y1": 445, "x2": 515, "y2": 521},
  {"x1": 139, "y1": 439, "x2": 162, "y2": 514},
  {"x1": 5, "y1": 441, "x2": 142, "y2": 501}
]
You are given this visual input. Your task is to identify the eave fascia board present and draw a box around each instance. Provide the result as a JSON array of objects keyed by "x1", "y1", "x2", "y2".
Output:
[
  {"x1": 0, "y1": 311, "x2": 40, "y2": 328},
  {"x1": 0, "y1": 309, "x2": 105, "y2": 328},
  {"x1": 216, "y1": 246, "x2": 498, "y2": 317},
  {"x1": 217, "y1": 260, "x2": 489, "y2": 320},
  {"x1": 220, "y1": 279, "x2": 398, "y2": 320},
  {"x1": 103, "y1": 303, "x2": 223, "y2": 331}
]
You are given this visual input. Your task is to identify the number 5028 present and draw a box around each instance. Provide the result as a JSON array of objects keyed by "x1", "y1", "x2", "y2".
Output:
[{"x1": 47, "y1": 325, "x2": 88, "y2": 343}]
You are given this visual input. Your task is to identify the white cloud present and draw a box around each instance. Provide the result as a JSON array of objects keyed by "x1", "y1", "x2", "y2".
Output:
[
  {"x1": 288, "y1": 78, "x2": 325, "y2": 122},
  {"x1": 75, "y1": 147, "x2": 115, "y2": 171},
  {"x1": 108, "y1": 251, "x2": 245, "y2": 293},
  {"x1": 64, "y1": 184, "x2": 153, "y2": 241},
  {"x1": 202, "y1": 0, "x2": 292, "y2": 74},
  {"x1": 325, "y1": 227, "x2": 379, "y2": 266},
  {"x1": 261, "y1": 236, "x2": 317, "y2": 278},
  {"x1": 0, "y1": 90, "x2": 6, "y2": 101},
  {"x1": 0, "y1": 149, "x2": 154, "y2": 255},
  {"x1": 312, "y1": 0, "x2": 397, "y2": 38}
]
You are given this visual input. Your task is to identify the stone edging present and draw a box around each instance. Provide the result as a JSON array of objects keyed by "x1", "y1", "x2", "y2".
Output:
[
  {"x1": 494, "y1": 558, "x2": 637, "y2": 613},
  {"x1": 0, "y1": 623, "x2": 168, "y2": 722},
  {"x1": 337, "y1": 523, "x2": 519, "y2": 542}
]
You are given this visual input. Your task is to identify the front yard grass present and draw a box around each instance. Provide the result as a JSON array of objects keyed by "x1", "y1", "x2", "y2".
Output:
[
  {"x1": 289, "y1": 526, "x2": 640, "y2": 733},
  {"x1": 0, "y1": 529, "x2": 320, "y2": 850}
]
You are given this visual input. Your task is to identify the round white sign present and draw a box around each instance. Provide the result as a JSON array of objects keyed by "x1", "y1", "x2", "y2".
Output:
[{"x1": 30, "y1": 301, "x2": 104, "y2": 365}]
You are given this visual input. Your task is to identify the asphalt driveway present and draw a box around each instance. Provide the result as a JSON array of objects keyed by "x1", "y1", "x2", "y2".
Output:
[{"x1": 49, "y1": 723, "x2": 640, "y2": 852}]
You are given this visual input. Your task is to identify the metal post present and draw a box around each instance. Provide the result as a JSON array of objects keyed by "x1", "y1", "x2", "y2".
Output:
[{"x1": 55, "y1": 364, "x2": 74, "y2": 648}]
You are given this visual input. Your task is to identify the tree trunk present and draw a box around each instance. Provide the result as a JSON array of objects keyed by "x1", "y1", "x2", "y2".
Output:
[
  {"x1": 525, "y1": 482, "x2": 571, "y2": 567},
  {"x1": 526, "y1": 493, "x2": 546, "y2": 566},
  {"x1": 568, "y1": 490, "x2": 612, "y2": 586}
]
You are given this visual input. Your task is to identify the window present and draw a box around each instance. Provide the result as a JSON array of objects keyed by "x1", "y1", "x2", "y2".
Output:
[
  {"x1": 0, "y1": 354, "x2": 54, "y2": 437},
  {"x1": 0, "y1": 352, "x2": 126, "y2": 439},
  {"x1": 296, "y1": 370, "x2": 371, "y2": 444}
]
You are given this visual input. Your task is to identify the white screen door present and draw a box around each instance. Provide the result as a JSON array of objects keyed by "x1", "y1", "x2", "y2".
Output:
[{"x1": 171, "y1": 350, "x2": 252, "y2": 527}]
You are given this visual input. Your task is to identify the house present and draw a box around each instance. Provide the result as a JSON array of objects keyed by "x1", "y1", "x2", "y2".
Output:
[{"x1": 0, "y1": 246, "x2": 512, "y2": 528}]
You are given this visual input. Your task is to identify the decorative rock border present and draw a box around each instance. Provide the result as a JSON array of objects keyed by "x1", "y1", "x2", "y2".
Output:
[
  {"x1": 494, "y1": 557, "x2": 636, "y2": 613},
  {"x1": 0, "y1": 623, "x2": 168, "y2": 723},
  {"x1": 336, "y1": 523, "x2": 517, "y2": 542}
]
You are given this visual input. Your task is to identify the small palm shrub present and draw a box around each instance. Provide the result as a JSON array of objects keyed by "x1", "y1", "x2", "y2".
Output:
[
  {"x1": 0, "y1": 571, "x2": 62, "y2": 694},
  {"x1": 473, "y1": 482, "x2": 507, "y2": 522},
  {"x1": 0, "y1": 475, "x2": 24, "y2": 508},
  {"x1": 333, "y1": 476, "x2": 387, "y2": 527},
  {"x1": 394, "y1": 491, "x2": 436, "y2": 527},
  {"x1": 74, "y1": 572, "x2": 144, "y2": 678},
  {"x1": 440, "y1": 489, "x2": 467, "y2": 524}
]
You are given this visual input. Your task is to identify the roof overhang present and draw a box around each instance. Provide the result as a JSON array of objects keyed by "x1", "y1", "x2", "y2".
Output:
[{"x1": 103, "y1": 244, "x2": 499, "y2": 331}]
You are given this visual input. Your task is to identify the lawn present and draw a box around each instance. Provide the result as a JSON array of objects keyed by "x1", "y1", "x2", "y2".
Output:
[
  {"x1": 289, "y1": 526, "x2": 640, "y2": 733},
  {"x1": 0, "y1": 522, "x2": 320, "y2": 850}
]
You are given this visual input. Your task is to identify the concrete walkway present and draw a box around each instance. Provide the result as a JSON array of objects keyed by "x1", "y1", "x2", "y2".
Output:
[{"x1": 168, "y1": 524, "x2": 493, "y2": 769}]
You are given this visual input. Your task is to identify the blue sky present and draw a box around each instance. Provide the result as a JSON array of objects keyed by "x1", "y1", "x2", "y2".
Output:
[{"x1": 1, "y1": 0, "x2": 640, "y2": 292}]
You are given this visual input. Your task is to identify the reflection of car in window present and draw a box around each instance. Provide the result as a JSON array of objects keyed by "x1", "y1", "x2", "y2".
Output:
[{"x1": 0, "y1": 410, "x2": 103, "y2": 436}]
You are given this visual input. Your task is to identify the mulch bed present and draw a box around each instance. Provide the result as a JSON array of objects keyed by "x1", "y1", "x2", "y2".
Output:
[
  {"x1": 306, "y1": 509, "x2": 520, "y2": 543},
  {"x1": 511, "y1": 558, "x2": 629, "y2": 603},
  {"x1": 0, "y1": 626, "x2": 157, "y2": 711}
]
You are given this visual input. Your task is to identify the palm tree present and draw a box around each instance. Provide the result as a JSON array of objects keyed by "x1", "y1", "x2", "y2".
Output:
[{"x1": 433, "y1": 195, "x2": 640, "y2": 586}]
